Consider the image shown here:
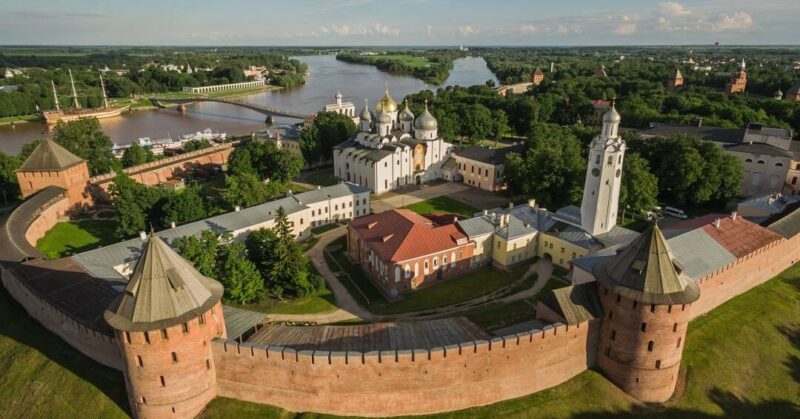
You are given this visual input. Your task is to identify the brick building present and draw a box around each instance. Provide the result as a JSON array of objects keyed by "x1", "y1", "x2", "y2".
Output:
[
  {"x1": 347, "y1": 209, "x2": 474, "y2": 297},
  {"x1": 725, "y1": 59, "x2": 747, "y2": 95},
  {"x1": 15, "y1": 138, "x2": 91, "y2": 206},
  {"x1": 441, "y1": 144, "x2": 523, "y2": 191}
]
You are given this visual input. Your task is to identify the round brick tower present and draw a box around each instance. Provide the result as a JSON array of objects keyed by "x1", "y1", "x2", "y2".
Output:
[
  {"x1": 593, "y1": 225, "x2": 700, "y2": 402},
  {"x1": 105, "y1": 235, "x2": 226, "y2": 418}
]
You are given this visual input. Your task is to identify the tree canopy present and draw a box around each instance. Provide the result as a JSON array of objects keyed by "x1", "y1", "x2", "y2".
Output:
[
  {"x1": 51, "y1": 118, "x2": 117, "y2": 175},
  {"x1": 299, "y1": 112, "x2": 357, "y2": 164}
]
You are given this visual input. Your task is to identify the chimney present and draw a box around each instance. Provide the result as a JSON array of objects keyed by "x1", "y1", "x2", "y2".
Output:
[
  {"x1": 170, "y1": 221, "x2": 176, "y2": 229},
  {"x1": 235, "y1": 206, "x2": 241, "y2": 212},
  {"x1": 499, "y1": 214, "x2": 509, "y2": 228},
  {"x1": 139, "y1": 231, "x2": 147, "y2": 240},
  {"x1": 528, "y1": 198, "x2": 537, "y2": 208},
  {"x1": 713, "y1": 218, "x2": 721, "y2": 229},
  {"x1": 483, "y1": 209, "x2": 489, "y2": 216},
  {"x1": 317, "y1": 185, "x2": 322, "y2": 190},
  {"x1": 731, "y1": 211, "x2": 738, "y2": 221}
]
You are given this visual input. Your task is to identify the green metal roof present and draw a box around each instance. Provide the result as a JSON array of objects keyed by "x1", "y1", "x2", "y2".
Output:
[
  {"x1": 17, "y1": 138, "x2": 84, "y2": 172},
  {"x1": 593, "y1": 225, "x2": 700, "y2": 305},
  {"x1": 104, "y1": 234, "x2": 223, "y2": 332}
]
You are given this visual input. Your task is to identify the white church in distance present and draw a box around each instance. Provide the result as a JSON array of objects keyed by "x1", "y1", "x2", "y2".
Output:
[{"x1": 333, "y1": 89, "x2": 452, "y2": 194}]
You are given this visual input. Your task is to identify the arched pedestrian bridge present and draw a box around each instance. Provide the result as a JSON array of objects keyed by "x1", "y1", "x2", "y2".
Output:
[{"x1": 149, "y1": 97, "x2": 313, "y2": 121}]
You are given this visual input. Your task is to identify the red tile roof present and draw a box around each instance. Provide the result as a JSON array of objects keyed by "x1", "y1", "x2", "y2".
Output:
[
  {"x1": 701, "y1": 216, "x2": 784, "y2": 258},
  {"x1": 349, "y1": 209, "x2": 468, "y2": 263}
]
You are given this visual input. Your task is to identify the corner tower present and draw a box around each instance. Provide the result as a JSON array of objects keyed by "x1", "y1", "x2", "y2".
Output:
[
  {"x1": 15, "y1": 138, "x2": 90, "y2": 206},
  {"x1": 105, "y1": 235, "x2": 226, "y2": 418},
  {"x1": 593, "y1": 225, "x2": 700, "y2": 402},
  {"x1": 580, "y1": 103, "x2": 625, "y2": 236}
]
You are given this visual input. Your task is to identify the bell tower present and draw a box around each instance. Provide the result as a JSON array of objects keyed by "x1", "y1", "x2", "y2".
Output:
[{"x1": 580, "y1": 103, "x2": 625, "y2": 236}]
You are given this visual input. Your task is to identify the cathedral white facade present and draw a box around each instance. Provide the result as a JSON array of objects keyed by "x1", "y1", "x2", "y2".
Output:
[
  {"x1": 580, "y1": 105, "x2": 625, "y2": 236},
  {"x1": 333, "y1": 89, "x2": 452, "y2": 194}
]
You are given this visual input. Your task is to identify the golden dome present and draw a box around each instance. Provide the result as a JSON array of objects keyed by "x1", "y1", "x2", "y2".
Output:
[{"x1": 375, "y1": 89, "x2": 398, "y2": 113}]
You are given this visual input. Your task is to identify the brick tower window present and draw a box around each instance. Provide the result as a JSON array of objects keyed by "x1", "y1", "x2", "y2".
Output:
[
  {"x1": 136, "y1": 355, "x2": 143, "y2": 367},
  {"x1": 610, "y1": 330, "x2": 616, "y2": 340},
  {"x1": 206, "y1": 359, "x2": 212, "y2": 370},
  {"x1": 160, "y1": 376, "x2": 166, "y2": 387},
  {"x1": 632, "y1": 301, "x2": 637, "y2": 309},
  {"x1": 171, "y1": 352, "x2": 178, "y2": 363},
  {"x1": 655, "y1": 360, "x2": 661, "y2": 369},
  {"x1": 616, "y1": 295, "x2": 621, "y2": 303},
  {"x1": 608, "y1": 311, "x2": 613, "y2": 320},
  {"x1": 144, "y1": 332, "x2": 151, "y2": 344},
  {"x1": 124, "y1": 331, "x2": 131, "y2": 344},
  {"x1": 650, "y1": 304, "x2": 656, "y2": 313},
  {"x1": 647, "y1": 341, "x2": 654, "y2": 352},
  {"x1": 182, "y1": 323, "x2": 189, "y2": 333},
  {"x1": 677, "y1": 337, "x2": 682, "y2": 348},
  {"x1": 673, "y1": 323, "x2": 678, "y2": 332},
  {"x1": 199, "y1": 313, "x2": 206, "y2": 325},
  {"x1": 641, "y1": 322, "x2": 647, "y2": 332},
  {"x1": 161, "y1": 329, "x2": 168, "y2": 340}
]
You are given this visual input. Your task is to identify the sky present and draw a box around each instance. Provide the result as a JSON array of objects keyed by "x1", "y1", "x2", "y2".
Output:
[{"x1": 0, "y1": 0, "x2": 798, "y2": 46}]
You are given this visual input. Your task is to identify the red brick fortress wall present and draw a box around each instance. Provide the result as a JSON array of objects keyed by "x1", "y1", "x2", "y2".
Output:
[
  {"x1": 690, "y1": 234, "x2": 800, "y2": 319},
  {"x1": 213, "y1": 321, "x2": 599, "y2": 417}
]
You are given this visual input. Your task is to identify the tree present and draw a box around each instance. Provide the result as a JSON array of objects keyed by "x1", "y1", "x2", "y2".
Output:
[
  {"x1": 299, "y1": 112, "x2": 357, "y2": 164},
  {"x1": 619, "y1": 153, "x2": 658, "y2": 218},
  {"x1": 223, "y1": 173, "x2": 271, "y2": 208},
  {"x1": 459, "y1": 104, "x2": 494, "y2": 143},
  {"x1": 183, "y1": 139, "x2": 212, "y2": 152},
  {"x1": 226, "y1": 147, "x2": 255, "y2": 177},
  {"x1": 216, "y1": 242, "x2": 264, "y2": 304},
  {"x1": 491, "y1": 109, "x2": 509, "y2": 141},
  {"x1": 0, "y1": 151, "x2": 19, "y2": 200},
  {"x1": 160, "y1": 187, "x2": 207, "y2": 227},
  {"x1": 270, "y1": 149, "x2": 303, "y2": 184},
  {"x1": 505, "y1": 124, "x2": 586, "y2": 208},
  {"x1": 108, "y1": 171, "x2": 165, "y2": 237},
  {"x1": 120, "y1": 143, "x2": 155, "y2": 168},
  {"x1": 51, "y1": 117, "x2": 117, "y2": 175},
  {"x1": 173, "y1": 230, "x2": 221, "y2": 278}
]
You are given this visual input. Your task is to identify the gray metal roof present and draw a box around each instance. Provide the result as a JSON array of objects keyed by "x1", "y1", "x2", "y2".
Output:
[
  {"x1": 497, "y1": 215, "x2": 538, "y2": 240},
  {"x1": 456, "y1": 216, "x2": 496, "y2": 238},
  {"x1": 73, "y1": 183, "x2": 365, "y2": 282},
  {"x1": 725, "y1": 142, "x2": 793, "y2": 158},
  {"x1": 223, "y1": 305, "x2": 267, "y2": 340},
  {"x1": 595, "y1": 225, "x2": 640, "y2": 248},
  {"x1": 104, "y1": 235, "x2": 224, "y2": 332},
  {"x1": 540, "y1": 282, "x2": 602, "y2": 325},
  {"x1": 738, "y1": 193, "x2": 800, "y2": 215},
  {"x1": 666, "y1": 228, "x2": 737, "y2": 280},
  {"x1": 768, "y1": 207, "x2": 800, "y2": 238}
]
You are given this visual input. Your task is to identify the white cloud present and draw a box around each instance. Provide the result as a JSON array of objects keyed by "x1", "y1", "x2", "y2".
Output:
[
  {"x1": 614, "y1": 22, "x2": 637, "y2": 35},
  {"x1": 426, "y1": 24, "x2": 433, "y2": 37},
  {"x1": 519, "y1": 24, "x2": 539, "y2": 35},
  {"x1": 709, "y1": 12, "x2": 754, "y2": 32},
  {"x1": 317, "y1": 22, "x2": 399, "y2": 37},
  {"x1": 458, "y1": 25, "x2": 477, "y2": 36},
  {"x1": 659, "y1": 2, "x2": 692, "y2": 17}
]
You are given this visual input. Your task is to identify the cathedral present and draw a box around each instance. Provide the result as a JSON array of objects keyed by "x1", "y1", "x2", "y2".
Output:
[{"x1": 333, "y1": 89, "x2": 452, "y2": 194}]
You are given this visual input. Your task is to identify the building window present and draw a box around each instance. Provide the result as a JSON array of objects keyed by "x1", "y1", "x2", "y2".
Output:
[
  {"x1": 144, "y1": 332, "x2": 151, "y2": 344},
  {"x1": 206, "y1": 359, "x2": 212, "y2": 370},
  {"x1": 171, "y1": 352, "x2": 178, "y2": 363},
  {"x1": 650, "y1": 304, "x2": 656, "y2": 313},
  {"x1": 633, "y1": 301, "x2": 637, "y2": 309},
  {"x1": 677, "y1": 337, "x2": 682, "y2": 348},
  {"x1": 182, "y1": 323, "x2": 189, "y2": 333},
  {"x1": 160, "y1": 376, "x2": 166, "y2": 387},
  {"x1": 647, "y1": 341, "x2": 654, "y2": 352},
  {"x1": 641, "y1": 322, "x2": 647, "y2": 332},
  {"x1": 124, "y1": 331, "x2": 131, "y2": 344},
  {"x1": 616, "y1": 295, "x2": 621, "y2": 303},
  {"x1": 608, "y1": 311, "x2": 613, "y2": 320},
  {"x1": 136, "y1": 355, "x2": 143, "y2": 367},
  {"x1": 161, "y1": 329, "x2": 168, "y2": 340},
  {"x1": 673, "y1": 323, "x2": 678, "y2": 332},
  {"x1": 610, "y1": 330, "x2": 616, "y2": 340},
  {"x1": 655, "y1": 360, "x2": 661, "y2": 369}
]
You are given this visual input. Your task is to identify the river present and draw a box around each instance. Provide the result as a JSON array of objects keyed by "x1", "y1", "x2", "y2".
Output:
[{"x1": 0, "y1": 55, "x2": 497, "y2": 154}]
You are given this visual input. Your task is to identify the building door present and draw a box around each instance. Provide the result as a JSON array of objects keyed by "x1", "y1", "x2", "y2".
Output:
[{"x1": 416, "y1": 175, "x2": 421, "y2": 185}]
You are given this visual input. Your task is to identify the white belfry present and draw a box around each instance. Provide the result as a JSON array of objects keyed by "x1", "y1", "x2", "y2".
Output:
[{"x1": 580, "y1": 102, "x2": 626, "y2": 236}]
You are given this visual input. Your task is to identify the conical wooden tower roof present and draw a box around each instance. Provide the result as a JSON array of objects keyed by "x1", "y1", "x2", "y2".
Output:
[
  {"x1": 17, "y1": 138, "x2": 84, "y2": 172},
  {"x1": 593, "y1": 225, "x2": 700, "y2": 305},
  {"x1": 105, "y1": 234, "x2": 223, "y2": 332}
]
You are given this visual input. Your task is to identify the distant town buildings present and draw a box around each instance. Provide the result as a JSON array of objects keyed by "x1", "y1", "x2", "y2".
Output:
[
  {"x1": 639, "y1": 121, "x2": 797, "y2": 196},
  {"x1": 725, "y1": 58, "x2": 747, "y2": 95},
  {"x1": 243, "y1": 65, "x2": 268, "y2": 80},
  {"x1": 786, "y1": 82, "x2": 800, "y2": 102},
  {"x1": 586, "y1": 99, "x2": 612, "y2": 125},
  {"x1": 182, "y1": 80, "x2": 265, "y2": 94}
]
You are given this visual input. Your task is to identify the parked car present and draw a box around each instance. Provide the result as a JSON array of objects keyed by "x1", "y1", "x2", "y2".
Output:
[{"x1": 664, "y1": 206, "x2": 688, "y2": 219}]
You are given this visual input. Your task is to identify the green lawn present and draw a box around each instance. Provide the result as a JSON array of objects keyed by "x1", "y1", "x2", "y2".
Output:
[
  {"x1": 305, "y1": 169, "x2": 338, "y2": 187},
  {"x1": 403, "y1": 196, "x2": 479, "y2": 218},
  {"x1": 35, "y1": 220, "x2": 119, "y2": 259},
  {"x1": 324, "y1": 237, "x2": 528, "y2": 315},
  {"x1": 465, "y1": 277, "x2": 562, "y2": 332},
  {"x1": 230, "y1": 287, "x2": 337, "y2": 316},
  {"x1": 0, "y1": 286, "x2": 128, "y2": 418}
]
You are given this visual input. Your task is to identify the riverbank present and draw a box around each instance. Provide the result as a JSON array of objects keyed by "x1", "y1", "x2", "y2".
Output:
[
  {"x1": 0, "y1": 114, "x2": 40, "y2": 127},
  {"x1": 336, "y1": 51, "x2": 459, "y2": 85},
  {"x1": 116, "y1": 85, "x2": 285, "y2": 112}
]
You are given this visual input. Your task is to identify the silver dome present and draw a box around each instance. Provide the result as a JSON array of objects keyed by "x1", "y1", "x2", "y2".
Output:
[
  {"x1": 399, "y1": 102, "x2": 415, "y2": 121},
  {"x1": 376, "y1": 110, "x2": 392, "y2": 124},
  {"x1": 603, "y1": 104, "x2": 621, "y2": 124},
  {"x1": 359, "y1": 100, "x2": 372, "y2": 121},
  {"x1": 414, "y1": 107, "x2": 437, "y2": 130}
]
